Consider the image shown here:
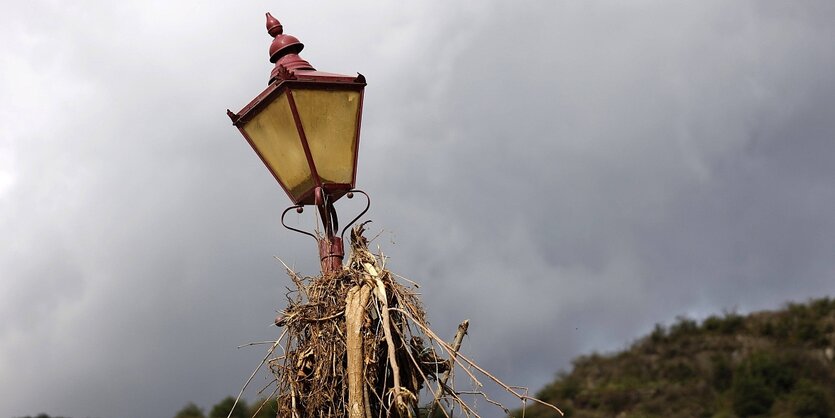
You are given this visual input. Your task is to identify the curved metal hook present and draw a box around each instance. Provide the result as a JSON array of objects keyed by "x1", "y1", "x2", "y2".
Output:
[
  {"x1": 281, "y1": 205, "x2": 317, "y2": 242},
  {"x1": 340, "y1": 189, "x2": 371, "y2": 241},
  {"x1": 329, "y1": 201, "x2": 339, "y2": 236}
]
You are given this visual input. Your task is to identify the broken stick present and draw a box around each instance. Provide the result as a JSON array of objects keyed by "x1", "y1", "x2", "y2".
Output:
[{"x1": 427, "y1": 319, "x2": 470, "y2": 418}]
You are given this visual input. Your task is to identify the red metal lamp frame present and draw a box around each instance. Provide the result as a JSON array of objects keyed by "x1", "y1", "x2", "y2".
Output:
[
  {"x1": 227, "y1": 73, "x2": 366, "y2": 206},
  {"x1": 227, "y1": 13, "x2": 368, "y2": 274}
]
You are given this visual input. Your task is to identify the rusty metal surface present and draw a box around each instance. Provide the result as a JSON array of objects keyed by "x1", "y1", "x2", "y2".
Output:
[{"x1": 318, "y1": 236, "x2": 344, "y2": 274}]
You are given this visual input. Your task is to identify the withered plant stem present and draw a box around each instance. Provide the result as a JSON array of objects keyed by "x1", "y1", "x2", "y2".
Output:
[{"x1": 427, "y1": 319, "x2": 469, "y2": 418}]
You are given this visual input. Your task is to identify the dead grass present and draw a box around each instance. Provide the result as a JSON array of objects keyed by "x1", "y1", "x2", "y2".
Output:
[{"x1": 238, "y1": 224, "x2": 561, "y2": 418}]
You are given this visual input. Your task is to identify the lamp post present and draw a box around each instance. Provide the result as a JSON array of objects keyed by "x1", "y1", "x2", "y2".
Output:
[{"x1": 227, "y1": 13, "x2": 368, "y2": 274}]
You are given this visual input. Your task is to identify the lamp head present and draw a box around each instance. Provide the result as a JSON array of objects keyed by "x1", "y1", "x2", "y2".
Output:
[{"x1": 227, "y1": 14, "x2": 367, "y2": 206}]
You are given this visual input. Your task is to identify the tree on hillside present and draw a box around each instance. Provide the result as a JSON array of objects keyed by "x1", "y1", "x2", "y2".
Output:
[
  {"x1": 174, "y1": 402, "x2": 205, "y2": 418},
  {"x1": 250, "y1": 398, "x2": 279, "y2": 418},
  {"x1": 16, "y1": 414, "x2": 71, "y2": 418},
  {"x1": 514, "y1": 297, "x2": 835, "y2": 418},
  {"x1": 209, "y1": 396, "x2": 248, "y2": 418}
]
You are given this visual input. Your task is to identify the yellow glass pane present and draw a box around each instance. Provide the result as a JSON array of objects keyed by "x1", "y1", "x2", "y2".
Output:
[
  {"x1": 292, "y1": 89, "x2": 361, "y2": 185},
  {"x1": 242, "y1": 92, "x2": 314, "y2": 201}
]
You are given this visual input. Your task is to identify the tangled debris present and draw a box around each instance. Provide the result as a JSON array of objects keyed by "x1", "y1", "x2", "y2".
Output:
[{"x1": 239, "y1": 224, "x2": 561, "y2": 418}]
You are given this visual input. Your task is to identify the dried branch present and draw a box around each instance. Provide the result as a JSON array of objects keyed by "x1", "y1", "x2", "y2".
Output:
[
  {"x1": 235, "y1": 225, "x2": 561, "y2": 418},
  {"x1": 428, "y1": 320, "x2": 469, "y2": 418}
]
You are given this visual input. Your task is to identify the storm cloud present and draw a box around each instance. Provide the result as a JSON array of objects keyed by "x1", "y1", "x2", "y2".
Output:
[{"x1": 2, "y1": 1, "x2": 835, "y2": 417}]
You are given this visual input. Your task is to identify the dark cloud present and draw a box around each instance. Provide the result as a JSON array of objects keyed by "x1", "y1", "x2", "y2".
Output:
[{"x1": 2, "y1": 1, "x2": 834, "y2": 418}]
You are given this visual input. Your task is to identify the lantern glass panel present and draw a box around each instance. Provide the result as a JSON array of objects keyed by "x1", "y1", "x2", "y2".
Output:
[
  {"x1": 293, "y1": 88, "x2": 361, "y2": 185},
  {"x1": 242, "y1": 92, "x2": 315, "y2": 201}
]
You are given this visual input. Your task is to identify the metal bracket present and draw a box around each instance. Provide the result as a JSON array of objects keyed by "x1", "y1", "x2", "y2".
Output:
[
  {"x1": 280, "y1": 189, "x2": 370, "y2": 243},
  {"x1": 280, "y1": 205, "x2": 317, "y2": 241},
  {"x1": 340, "y1": 189, "x2": 371, "y2": 241}
]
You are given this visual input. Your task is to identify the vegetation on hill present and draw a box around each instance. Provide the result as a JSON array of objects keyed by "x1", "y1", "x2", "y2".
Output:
[
  {"x1": 172, "y1": 397, "x2": 277, "y2": 418},
  {"x1": 14, "y1": 415, "x2": 74, "y2": 418},
  {"x1": 521, "y1": 297, "x2": 835, "y2": 418}
]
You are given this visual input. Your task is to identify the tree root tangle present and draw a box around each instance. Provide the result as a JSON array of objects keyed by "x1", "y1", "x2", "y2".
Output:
[{"x1": 246, "y1": 224, "x2": 562, "y2": 418}]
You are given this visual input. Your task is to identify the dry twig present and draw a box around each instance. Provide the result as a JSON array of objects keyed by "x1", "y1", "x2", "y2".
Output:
[{"x1": 237, "y1": 224, "x2": 561, "y2": 418}]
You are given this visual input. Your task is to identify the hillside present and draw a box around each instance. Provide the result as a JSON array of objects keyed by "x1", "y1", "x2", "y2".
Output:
[{"x1": 521, "y1": 298, "x2": 835, "y2": 418}]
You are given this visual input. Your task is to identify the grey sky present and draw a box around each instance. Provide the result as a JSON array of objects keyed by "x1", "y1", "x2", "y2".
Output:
[{"x1": 2, "y1": 1, "x2": 835, "y2": 417}]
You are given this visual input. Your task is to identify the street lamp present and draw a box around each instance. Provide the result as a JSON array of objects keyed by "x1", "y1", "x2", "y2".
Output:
[{"x1": 227, "y1": 13, "x2": 368, "y2": 274}]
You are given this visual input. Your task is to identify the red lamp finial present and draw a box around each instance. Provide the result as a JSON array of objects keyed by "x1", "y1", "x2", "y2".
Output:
[
  {"x1": 266, "y1": 13, "x2": 283, "y2": 37},
  {"x1": 265, "y1": 12, "x2": 314, "y2": 83}
]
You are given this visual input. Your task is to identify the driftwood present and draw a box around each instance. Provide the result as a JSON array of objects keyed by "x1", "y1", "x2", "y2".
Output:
[
  {"x1": 345, "y1": 285, "x2": 371, "y2": 418},
  {"x1": 237, "y1": 224, "x2": 562, "y2": 418}
]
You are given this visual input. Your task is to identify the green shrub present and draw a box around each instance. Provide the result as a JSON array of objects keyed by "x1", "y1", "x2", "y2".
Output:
[
  {"x1": 663, "y1": 361, "x2": 696, "y2": 382},
  {"x1": 759, "y1": 321, "x2": 775, "y2": 337},
  {"x1": 174, "y1": 403, "x2": 205, "y2": 418},
  {"x1": 742, "y1": 351, "x2": 797, "y2": 393},
  {"x1": 791, "y1": 380, "x2": 833, "y2": 418},
  {"x1": 650, "y1": 323, "x2": 666, "y2": 343},
  {"x1": 717, "y1": 312, "x2": 744, "y2": 334},
  {"x1": 730, "y1": 351, "x2": 805, "y2": 417},
  {"x1": 710, "y1": 355, "x2": 733, "y2": 392},
  {"x1": 811, "y1": 297, "x2": 835, "y2": 318},
  {"x1": 772, "y1": 317, "x2": 793, "y2": 340},
  {"x1": 209, "y1": 397, "x2": 248, "y2": 418},
  {"x1": 669, "y1": 316, "x2": 699, "y2": 339},
  {"x1": 731, "y1": 372, "x2": 775, "y2": 417},
  {"x1": 797, "y1": 317, "x2": 828, "y2": 346},
  {"x1": 703, "y1": 315, "x2": 722, "y2": 332},
  {"x1": 788, "y1": 302, "x2": 811, "y2": 318},
  {"x1": 558, "y1": 376, "x2": 583, "y2": 399},
  {"x1": 251, "y1": 398, "x2": 279, "y2": 418},
  {"x1": 538, "y1": 373, "x2": 582, "y2": 401},
  {"x1": 703, "y1": 312, "x2": 743, "y2": 334},
  {"x1": 598, "y1": 387, "x2": 636, "y2": 413},
  {"x1": 559, "y1": 403, "x2": 575, "y2": 417}
]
